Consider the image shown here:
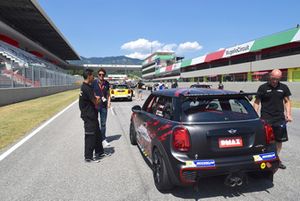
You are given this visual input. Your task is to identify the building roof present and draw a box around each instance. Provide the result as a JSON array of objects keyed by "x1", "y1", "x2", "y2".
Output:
[{"x1": 0, "y1": 0, "x2": 80, "y2": 61}]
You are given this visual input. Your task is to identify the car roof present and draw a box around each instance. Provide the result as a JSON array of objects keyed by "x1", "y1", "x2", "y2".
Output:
[{"x1": 151, "y1": 88, "x2": 242, "y2": 97}]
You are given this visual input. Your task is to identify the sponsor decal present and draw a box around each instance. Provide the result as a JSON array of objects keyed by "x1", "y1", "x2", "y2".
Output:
[
  {"x1": 193, "y1": 160, "x2": 216, "y2": 167},
  {"x1": 260, "y1": 152, "x2": 276, "y2": 160},
  {"x1": 277, "y1": 89, "x2": 283, "y2": 93},
  {"x1": 184, "y1": 160, "x2": 216, "y2": 168},
  {"x1": 253, "y1": 152, "x2": 276, "y2": 162},
  {"x1": 223, "y1": 41, "x2": 254, "y2": 57},
  {"x1": 260, "y1": 162, "x2": 266, "y2": 169}
]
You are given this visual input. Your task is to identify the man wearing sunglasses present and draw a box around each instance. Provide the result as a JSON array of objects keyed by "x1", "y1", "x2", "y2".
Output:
[
  {"x1": 92, "y1": 68, "x2": 111, "y2": 148},
  {"x1": 254, "y1": 69, "x2": 292, "y2": 169}
]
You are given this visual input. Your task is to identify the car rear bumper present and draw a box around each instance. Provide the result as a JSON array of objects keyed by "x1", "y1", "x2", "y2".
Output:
[
  {"x1": 111, "y1": 95, "x2": 131, "y2": 99},
  {"x1": 166, "y1": 152, "x2": 279, "y2": 185}
]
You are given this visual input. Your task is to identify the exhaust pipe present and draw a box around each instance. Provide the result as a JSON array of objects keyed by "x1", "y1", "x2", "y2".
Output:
[
  {"x1": 236, "y1": 177, "x2": 243, "y2": 186},
  {"x1": 224, "y1": 174, "x2": 244, "y2": 187}
]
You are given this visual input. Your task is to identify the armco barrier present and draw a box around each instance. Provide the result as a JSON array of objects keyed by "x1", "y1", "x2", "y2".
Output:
[{"x1": 0, "y1": 85, "x2": 79, "y2": 106}]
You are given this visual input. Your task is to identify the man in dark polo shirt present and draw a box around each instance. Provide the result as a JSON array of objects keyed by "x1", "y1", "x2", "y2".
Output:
[
  {"x1": 253, "y1": 69, "x2": 292, "y2": 169},
  {"x1": 79, "y1": 69, "x2": 103, "y2": 162}
]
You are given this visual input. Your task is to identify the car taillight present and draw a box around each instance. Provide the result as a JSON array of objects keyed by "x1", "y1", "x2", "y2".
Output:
[
  {"x1": 128, "y1": 89, "x2": 131, "y2": 93},
  {"x1": 263, "y1": 122, "x2": 275, "y2": 144},
  {"x1": 172, "y1": 127, "x2": 190, "y2": 152},
  {"x1": 111, "y1": 90, "x2": 114, "y2": 94}
]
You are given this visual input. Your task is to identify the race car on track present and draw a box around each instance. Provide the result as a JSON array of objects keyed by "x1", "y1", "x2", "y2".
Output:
[
  {"x1": 129, "y1": 88, "x2": 279, "y2": 191},
  {"x1": 110, "y1": 84, "x2": 132, "y2": 101}
]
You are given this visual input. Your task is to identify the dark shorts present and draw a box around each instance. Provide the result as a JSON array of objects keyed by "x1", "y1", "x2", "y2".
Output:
[{"x1": 265, "y1": 120, "x2": 288, "y2": 142}]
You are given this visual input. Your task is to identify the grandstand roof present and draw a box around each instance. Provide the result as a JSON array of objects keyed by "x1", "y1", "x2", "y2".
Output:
[{"x1": 0, "y1": 0, "x2": 80, "y2": 61}]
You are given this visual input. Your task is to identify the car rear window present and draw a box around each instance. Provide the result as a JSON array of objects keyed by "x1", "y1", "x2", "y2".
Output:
[
  {"x1": 181, "y1": 97, "x2": 258, "y2": 122},
  {"x1": 113, "y1": 85, "x2": 129, "y2": 89}
]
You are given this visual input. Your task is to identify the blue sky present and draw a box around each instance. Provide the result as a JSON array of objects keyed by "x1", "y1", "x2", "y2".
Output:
[{"x1": 39, "y1": 0, "x2": 300, "y2": 60}]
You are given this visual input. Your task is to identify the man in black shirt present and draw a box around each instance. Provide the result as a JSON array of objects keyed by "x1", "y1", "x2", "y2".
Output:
[
  {"x1": 79, "y1": 69, "x2": 103, "y2": 162},
  {"x1": 253, "y1": 69, "x2": 292, "y2": 169}
]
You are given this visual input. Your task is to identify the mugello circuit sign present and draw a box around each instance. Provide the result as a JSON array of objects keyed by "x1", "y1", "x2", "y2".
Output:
[{"x1": 223, "y1": 41, "x2": 254, "y2": 57}]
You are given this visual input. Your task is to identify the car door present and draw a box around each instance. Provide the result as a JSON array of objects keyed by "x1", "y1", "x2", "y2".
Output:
[
  {"x1": 143, "y1": 95, "x2": 175, "y2": 159},
  {"x1": 134, "y1": 95, "x2": 159, "y2": 156}
]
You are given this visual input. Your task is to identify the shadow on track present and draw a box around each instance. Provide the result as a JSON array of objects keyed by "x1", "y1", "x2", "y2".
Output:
[
  {"x1": 106, "y1": 134, "x2": 121, "y2": 143},
  {"x1": 166, "y1": 176, "x2": 274, "y2": 200},
  {"x1": 135, "y1": 144, "x2": 274, "y2": 200}
]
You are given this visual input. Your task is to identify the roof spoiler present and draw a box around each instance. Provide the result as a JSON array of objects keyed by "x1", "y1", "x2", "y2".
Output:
[{"x1": 181, "y1": 92, "x2": 257, "y2": 99}]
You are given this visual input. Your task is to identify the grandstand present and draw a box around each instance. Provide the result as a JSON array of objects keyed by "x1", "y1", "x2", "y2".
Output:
[
  {"x1": 148, "y1": 26, "x2": 300, "y2": 82},
  {"x1": 0, "y1": 0, "x2": 80, "y2": 88}
]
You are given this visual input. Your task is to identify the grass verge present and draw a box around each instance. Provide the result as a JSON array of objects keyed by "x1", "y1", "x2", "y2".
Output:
[
  {"x1": 292, "y1": 101, "x2": 300, "y2": 108},
  {"x1": 0, "y1": 89, "x2": 79, "y2": 150}
]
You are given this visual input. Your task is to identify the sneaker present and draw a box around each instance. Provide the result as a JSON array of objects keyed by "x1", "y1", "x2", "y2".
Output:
[
  {"x1": 92, "y1": 157, "x2": 101, "y2": 163},
  {"x1": 85, "y1": 158, "x2": 93, "y2": 163},
  {"x1": 97, "y1": 152, "x2": 112, "y2": 159},
  {"x1": 102, "y1": 140, "x2": 111, "y2": 148},
  {"x1": 279, "y1": 162, "x2": 286, "y2": 169}
]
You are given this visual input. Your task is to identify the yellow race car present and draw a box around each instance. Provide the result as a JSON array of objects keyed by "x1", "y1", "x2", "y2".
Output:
[{"x1": 110, "y1": 84, "x2": 132, "y2": 101}]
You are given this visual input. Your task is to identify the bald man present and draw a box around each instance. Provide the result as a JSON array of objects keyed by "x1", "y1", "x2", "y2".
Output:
[{"x1": 253, "y1": 69, "x2": 292, "y2": 169}]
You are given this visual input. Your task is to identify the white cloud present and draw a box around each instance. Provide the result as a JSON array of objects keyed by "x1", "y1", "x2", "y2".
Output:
[
  {"x1": 160, "y1": 43, "x2": 177, "y2": 52},
  {"x1": 121, "y1": 38, "x2": 162, "y2": 52},
  {"x1": 177, "y1": 41, "x2": 202, "y2": 53},
  {"x1": 121, "y1": 39, "x2": 203, "y2": 60},
  {"x1": 125, "y1": 52, "x2": 150, "y2": 60}
]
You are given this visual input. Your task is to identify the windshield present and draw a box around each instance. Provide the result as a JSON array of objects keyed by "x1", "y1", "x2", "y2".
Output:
[
  {"x1": 181, "y1": 97, "x2": 258, "y2": 122},
  {"x1": 113, "y1": 85, "x2": 129, "y2": 89}
]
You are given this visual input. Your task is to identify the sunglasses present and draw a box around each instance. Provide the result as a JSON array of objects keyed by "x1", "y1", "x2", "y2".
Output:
[{"x1": 98, "y1": 73, "x2": 105, "y2": 76}]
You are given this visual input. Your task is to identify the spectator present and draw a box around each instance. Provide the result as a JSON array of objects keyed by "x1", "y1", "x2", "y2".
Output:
[
  {"x1": 137, "y1": 80, "x2": 143, "y2": 101},
  {"x1": 218, "y1": 80, "x2": 224, "y2": 90},
  {"x1": 171, "y1": 80, "x2": 178, "y2": 88}
]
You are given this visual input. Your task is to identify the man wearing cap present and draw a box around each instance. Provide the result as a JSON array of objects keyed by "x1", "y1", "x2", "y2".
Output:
[{"x1": 253, "y1": 69, "x2": 292, "y2": 169}]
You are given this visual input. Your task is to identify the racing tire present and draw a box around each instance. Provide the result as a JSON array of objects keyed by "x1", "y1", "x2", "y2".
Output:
[
  {"x1": 129, "y1": 122, "x2": 137, "y2": 145},
  {"x1": 152, "y1": 148, "x2": 174, "y2": 191}
]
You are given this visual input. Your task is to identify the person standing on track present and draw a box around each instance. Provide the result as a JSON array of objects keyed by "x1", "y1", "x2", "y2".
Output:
[
  {"x1": 79, "y1": 69, "x2": 103, "y2": 162},
  {"x1": 92, "y1": 68, "x2": 111, "y2": 148},
  {"x1": 253, "y1": 69, "x2": 292, "y2": 169}
]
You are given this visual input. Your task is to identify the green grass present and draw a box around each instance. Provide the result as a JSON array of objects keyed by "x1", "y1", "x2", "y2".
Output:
[
  {"x1": 0, "y1": 89, "x2": 79, "y2": 150},
  {"x1": 292, "y1": 101, "x2": 300, "y2": 108}
]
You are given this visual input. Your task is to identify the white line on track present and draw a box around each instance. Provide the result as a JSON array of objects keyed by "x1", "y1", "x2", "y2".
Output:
[{"x1": 0, "y1": 99, "x2": 79, "y2": 162}]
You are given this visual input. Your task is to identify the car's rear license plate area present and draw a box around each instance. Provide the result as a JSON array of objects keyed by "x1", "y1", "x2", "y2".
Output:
[{"x1": 218, "y1": 136, "x2": 243, "y2": 148}]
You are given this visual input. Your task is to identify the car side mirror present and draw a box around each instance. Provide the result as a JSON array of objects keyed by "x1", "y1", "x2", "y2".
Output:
[{"x1": 132, "y1": 105, "x2": 142, "y2": 112}]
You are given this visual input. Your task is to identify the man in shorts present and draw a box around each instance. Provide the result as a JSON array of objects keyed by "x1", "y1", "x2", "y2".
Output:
[{"x1": 253, "y1": 69, "x2": 292, "y2": 169}]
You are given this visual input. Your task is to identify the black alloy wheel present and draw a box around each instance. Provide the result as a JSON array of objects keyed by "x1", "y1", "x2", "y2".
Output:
[{"x1": 152, "y1": 148, "x2": 173, "y2": 191}]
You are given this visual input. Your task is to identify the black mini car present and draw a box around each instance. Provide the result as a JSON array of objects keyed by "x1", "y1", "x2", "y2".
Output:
[{"x1": 130, "y1": 88, "x2": 279, "y2": 191}]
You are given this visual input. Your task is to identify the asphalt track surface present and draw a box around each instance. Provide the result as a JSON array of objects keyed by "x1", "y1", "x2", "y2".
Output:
[{"x1": 1, "y1": 92, "x2": 300, "y2": 201}]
